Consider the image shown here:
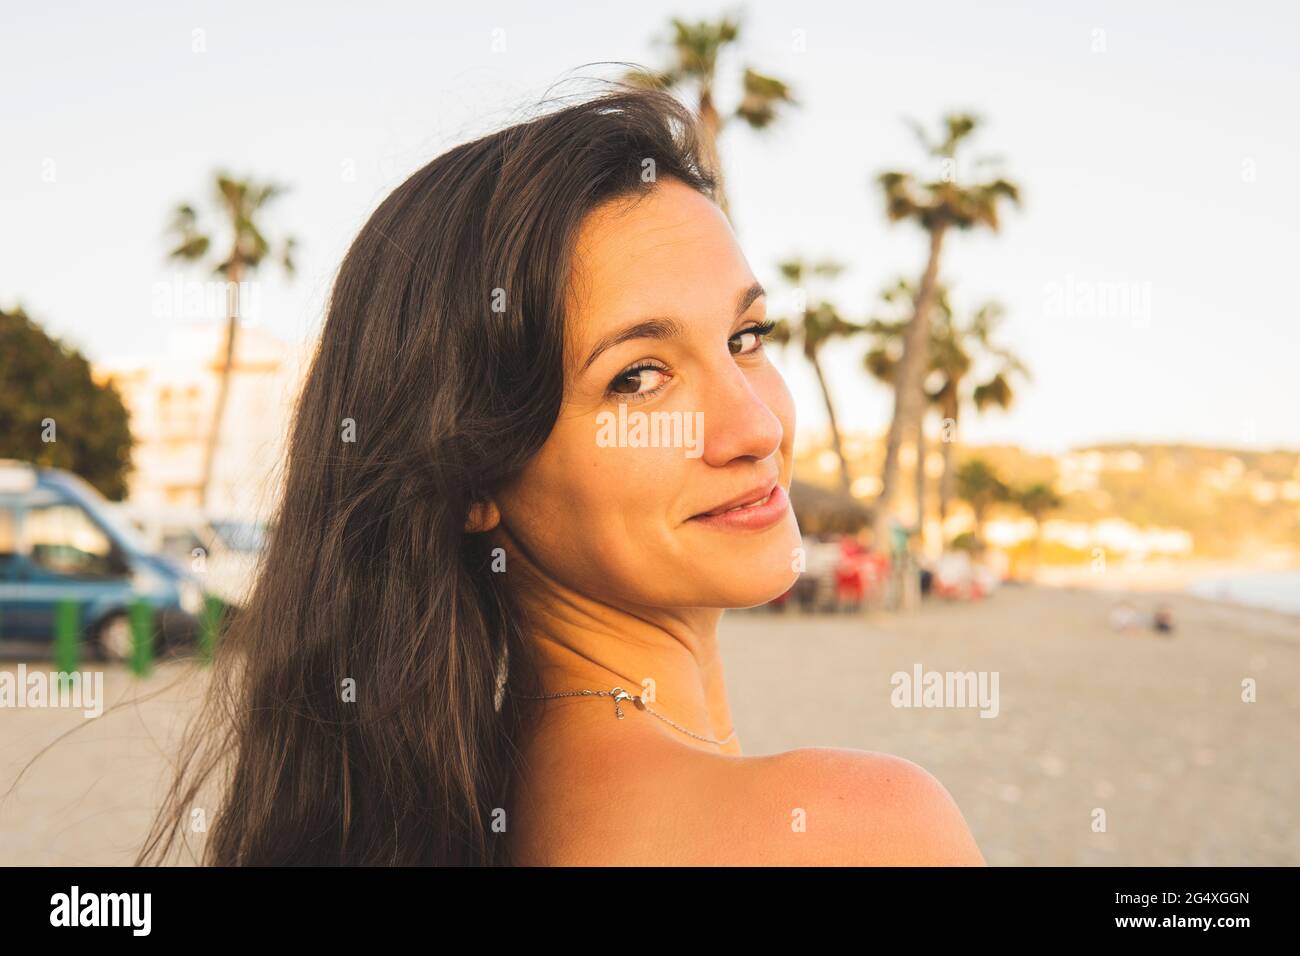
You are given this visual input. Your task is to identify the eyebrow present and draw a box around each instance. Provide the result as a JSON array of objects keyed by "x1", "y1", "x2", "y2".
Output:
[{"x1": 579, "y1": 281, "x2": 767, "y2": 373}]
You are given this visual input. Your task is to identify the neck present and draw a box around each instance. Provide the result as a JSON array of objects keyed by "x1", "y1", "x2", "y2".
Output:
[{"x1": 504, "y1": 548, "x2": 739, "y2": 755}]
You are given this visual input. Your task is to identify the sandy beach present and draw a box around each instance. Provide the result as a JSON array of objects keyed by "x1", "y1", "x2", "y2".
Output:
[
  {"x1": 2, "y1": 584, "x2": 1297, "y2": 866},
  {"x1": 724, "y1": 585, "x2": 1300, "y2": 866}
]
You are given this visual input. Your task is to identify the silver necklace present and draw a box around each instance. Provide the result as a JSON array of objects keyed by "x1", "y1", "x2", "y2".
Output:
[{"x1": 511, "y1": 686, "x2": 737, "y2": 747}]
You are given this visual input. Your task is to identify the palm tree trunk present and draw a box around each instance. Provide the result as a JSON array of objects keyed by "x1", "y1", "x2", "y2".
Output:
[
  {"x1": 914, "y1": 409, "x2": 926, "y2": 537},
  {"x1": 200, "y1": 263, "x2": 242, "y2": 511},
  {"x1": 875, "y1": 224, "x2": 947, "y2": 544},
  {"x1": 809, "y1": 350, "x2": 852, "y2": 495},
  {"x1": 697, "y1": 90, "x2": 729, "y2": 219},
  {"x1": 938, "y1": 396, "x2": 959, "y2": 532}
]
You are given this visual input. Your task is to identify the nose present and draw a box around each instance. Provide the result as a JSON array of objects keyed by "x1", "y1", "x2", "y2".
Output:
[{"x1": 695, "y1": 358, "x2": 785, "y2": 469}]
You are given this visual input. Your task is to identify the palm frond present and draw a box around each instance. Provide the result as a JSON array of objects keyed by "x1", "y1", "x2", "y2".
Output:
[
  {"x1": 623, "y1": 68, "x2": 677, "y2": 91},
  {"x1": 777, "y1": 258, "x2": 805, "y2": 285},
  {"x1": 767, "y1": 318, "x2": 794, "y2": 346},
  {"x1": 972, "y1": 373, "x2": 1014, "y2": 411},
  {"x1": 167, "y1": 234, "x2": 210, "y2": 261},
  {"x1": 216, "y1": 174, "x2": 244, "y2": 213},
  {"x1": 941, "y1": 113, "x2": 979, "y2": 155},
  {"x1": 735, "y1": 68, "x2": 795, "y2": 128},
  {"x1": 864, "y1": 347, "x2": 898, "y2": 384},
  {"x1": 670, "y1": 16, "x2": 740, "y2": 79},
  {"x1": 168, "y1": 203, "x2": 200, "y2": 234}
]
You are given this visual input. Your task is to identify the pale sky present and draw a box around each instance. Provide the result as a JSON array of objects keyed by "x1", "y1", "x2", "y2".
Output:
[{"x1": 3, "y1": 0, "x2": 1297, "y2": 453}]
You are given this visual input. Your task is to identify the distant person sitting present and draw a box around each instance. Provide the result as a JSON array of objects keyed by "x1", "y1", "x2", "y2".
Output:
[{"x1": 1152, "y1": 604, "x2": 1175, "y2": 635}]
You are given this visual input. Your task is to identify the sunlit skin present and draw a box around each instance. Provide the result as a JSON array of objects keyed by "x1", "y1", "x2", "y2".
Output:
[{"x1": 481, "y1": 178, "x2": 985, "y2": 866}]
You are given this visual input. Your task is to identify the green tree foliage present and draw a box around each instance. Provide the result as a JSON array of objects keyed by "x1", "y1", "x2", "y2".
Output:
[
  {"x1": 166, "y1": 172, "x2": 296, "y2": 509},
  {"x1": 626, "y1": 14, "x2": 795, "y2": 219},
  {"x1": 0, "y1": 305, "x2": 133, "y2": 498},
  {"x1": 873, "y1": 112, "x2": 1020, "y2": 543},
  {"x1": 769, "y1": 257, "x2": 861, "y2": 494},
  {"x1": 954, "y1": 457, "x2": 1010, "y2": 545}
]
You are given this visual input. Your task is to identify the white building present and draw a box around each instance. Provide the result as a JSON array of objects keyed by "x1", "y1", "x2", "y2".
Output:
[{"x1": 94, "y1": 322, "x2": 311, "y2": 522}]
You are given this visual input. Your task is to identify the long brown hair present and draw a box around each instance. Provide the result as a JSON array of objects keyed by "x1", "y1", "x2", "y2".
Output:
[{"x1": 139, "y1": 84, "x2": 717, "y2": 865}]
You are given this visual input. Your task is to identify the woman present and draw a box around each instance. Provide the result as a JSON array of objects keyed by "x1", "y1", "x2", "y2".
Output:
[{"x1": 141, "y1": 86, "x2": 984, "y2": 866}]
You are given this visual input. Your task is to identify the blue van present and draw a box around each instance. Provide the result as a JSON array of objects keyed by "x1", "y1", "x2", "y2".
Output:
[{"x1": 0, "y1": 461, "x2": 206, "y2": 660}]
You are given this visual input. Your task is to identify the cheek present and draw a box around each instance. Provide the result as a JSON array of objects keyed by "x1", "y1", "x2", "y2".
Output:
[
  {"x1": 496, "y1": 361, "x2": 799, "y2": 608},
  {"x1": 497, "y1": 415, "x2": 687, "y2": 590}
]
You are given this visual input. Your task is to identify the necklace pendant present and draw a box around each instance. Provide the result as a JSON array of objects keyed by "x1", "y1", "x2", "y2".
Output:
[
  {"x1": 610, "y1": 687, "x2": 630, "y2": 719},
  {"x1": 609, "y1": 687, "x2": 645, "y2": 719}
]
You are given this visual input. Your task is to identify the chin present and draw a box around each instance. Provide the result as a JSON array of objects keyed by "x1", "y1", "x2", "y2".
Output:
[
  {"x1": 712, "y1": 581, "x2": 798, "y2": 610},
  {"x1": 696, "y1": 551, "x2": 802, "y2": 610}
]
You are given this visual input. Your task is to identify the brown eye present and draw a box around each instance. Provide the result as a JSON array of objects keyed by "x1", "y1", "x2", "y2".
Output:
[
  {"x1": 608, "y1": 364, "x2": 669, "y2": 397},
  {"x1": 729, "y1": 321, "x2": 775, "y2": 356},
  {"x1": 729, "y1": 331, "x2": 759, "y2": 355},
  {"x1": 611, "y1": 370, "x2": 644, "y2": 394}
]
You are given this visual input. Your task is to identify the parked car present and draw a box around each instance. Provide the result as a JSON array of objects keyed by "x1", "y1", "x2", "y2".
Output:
[
  {"x1": 0, "y1": 461, "x2": 207, "y2": 660},
  {"x1": 113, "y1": 506, "x2": 265, "y2": 609}
]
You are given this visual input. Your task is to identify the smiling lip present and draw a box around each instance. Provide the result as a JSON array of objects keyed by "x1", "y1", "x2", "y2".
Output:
[{"x1": 688, "y1": 481, "x2": 790, "y2": 531}]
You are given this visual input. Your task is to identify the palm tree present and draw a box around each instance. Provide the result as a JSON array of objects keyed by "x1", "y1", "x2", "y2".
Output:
[
  {"x1": 167, "y1": 173, "x2": 297, "y2": 510},
  {"x1": 864, "y1": 279, "x2": 1028, "y2": 535},
  {"x1": 770, "y1": 258, "x2": 861, "y2": 495},
  {"x1": 872, "y1": 113, "x2": 1020, "y2": 545},
  {"x1": 1013, "y1": 481, "x2": 1063, "y2": 573},
  {"x1": 954, "y1": 457, "x2": 1009, "y2": 548},
  {"x1": 626, "y1": 15, "x2": 795, "y2": 219},
  {"x1": 931, "y1": 299, "x2": 1028, "y2": 528},
  {"x1": 863, "y1": 277, "x2": 954, "y2": 531}
]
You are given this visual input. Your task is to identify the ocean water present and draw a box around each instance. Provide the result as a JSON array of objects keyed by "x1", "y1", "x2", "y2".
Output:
[{"x1": 1186, "y1": 570, "x2": 1300, "y2": 616}]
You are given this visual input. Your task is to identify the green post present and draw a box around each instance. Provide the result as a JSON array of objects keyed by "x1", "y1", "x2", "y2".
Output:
[
  {"x1": 200, "y1": 595, "x2": 224, "y2": 663},
  {"x1": 128, "y1": 599, "x2": 154, "y2": 677},
  {"x1": 55, "y1": 599, "x2": 80, "y2": 690}
]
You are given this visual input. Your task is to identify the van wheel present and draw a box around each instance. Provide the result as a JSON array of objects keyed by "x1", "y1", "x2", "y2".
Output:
[{"x1": 94, "y1": 613, "x2": 135, "y2": 662}]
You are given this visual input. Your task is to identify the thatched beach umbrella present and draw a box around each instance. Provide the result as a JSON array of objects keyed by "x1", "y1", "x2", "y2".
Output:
[{"x1": 788, "y1": 479, "x2": 874, "y2": 536}]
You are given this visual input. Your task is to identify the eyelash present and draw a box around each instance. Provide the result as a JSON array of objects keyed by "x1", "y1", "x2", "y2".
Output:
[{"x1": 606, "y1": 320, "x2": 777, "y2": 403}]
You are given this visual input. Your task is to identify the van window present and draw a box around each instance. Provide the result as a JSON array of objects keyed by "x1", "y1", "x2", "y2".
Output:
[
  {"x1": 0, "y1": 509, "x2": 18, "y2": 574},
  {"x1": 0, "y1": 506, "x2": 16, "y2": 555},
  {"x1": 25, "y1": 503, "x2": 117, "y2": 577},
  {"x1": 160, "y1": 527, "x2": 206, "y2": 562}
]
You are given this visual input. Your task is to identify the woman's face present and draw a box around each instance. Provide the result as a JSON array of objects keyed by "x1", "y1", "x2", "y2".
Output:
[{"x1": 494, "y1": 177, "x2": 801, "y2": 610}]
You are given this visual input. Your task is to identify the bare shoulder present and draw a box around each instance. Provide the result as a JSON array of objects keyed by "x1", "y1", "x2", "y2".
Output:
[
  {"x1": 515, "y1": 738, "x2": 985, "y2": 866},
  {"x1": 731, "y1": 746, "x2": 987, "y2": 866}
]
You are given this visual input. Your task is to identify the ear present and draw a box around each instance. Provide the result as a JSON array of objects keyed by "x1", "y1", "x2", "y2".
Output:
[{"x1": 464, "y1": 499, "x2": 501, "y2": 534}]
